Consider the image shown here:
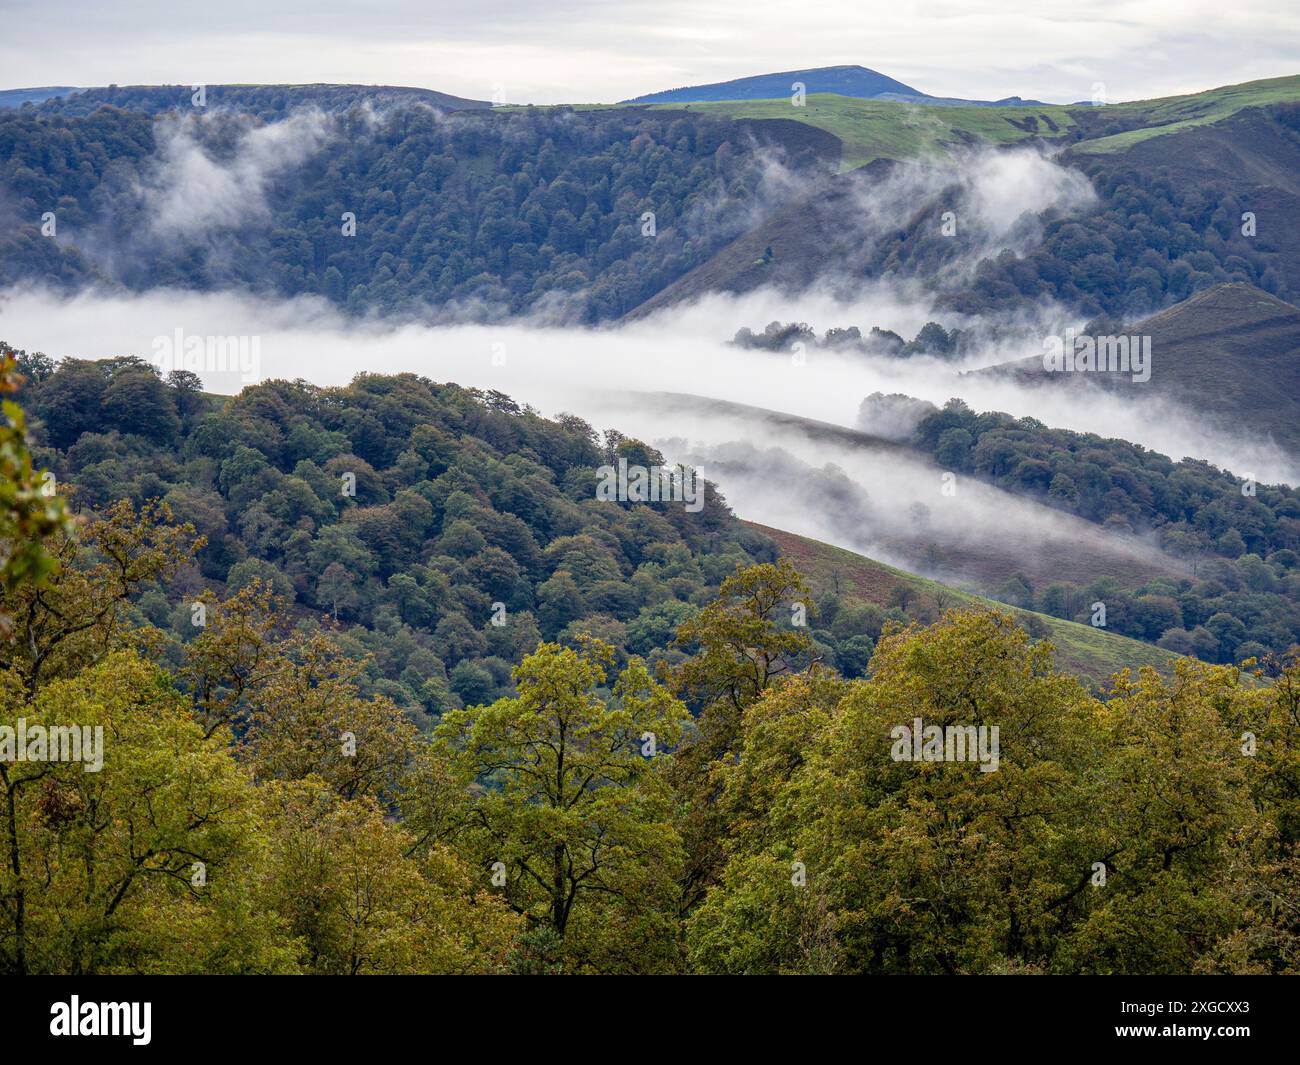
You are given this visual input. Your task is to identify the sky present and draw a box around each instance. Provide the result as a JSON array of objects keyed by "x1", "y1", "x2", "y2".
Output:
[{"x1": 3, "y1": 0, "x2": 1297, "y2": 106}]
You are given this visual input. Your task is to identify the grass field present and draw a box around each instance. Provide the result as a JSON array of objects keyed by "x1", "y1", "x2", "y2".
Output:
[
  {"x1": 643, "y1": 94, "x2": 1080, "y2": 169},
  {"x1": 1072, "y1": 74, "x2": 1300, "y2": 153},
  {"x1": 754, "y1": 521, "x2": 1177, "y2": 687},
  {"x1": 507, "y1": 75, "x2": 1300, "y2": 170},
  {"x1": 664, "y1": 77, "x2": 1300, "y2": 166}
]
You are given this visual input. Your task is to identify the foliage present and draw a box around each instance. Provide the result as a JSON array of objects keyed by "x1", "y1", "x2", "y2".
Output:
[
  {"x1": 913, "y1": 398, "x2": 1300, "y2": 660},
  {"x1": 0, "y1": 104, "x2": 822, "y2": 322},
  {"x1": 6, "y1": 374, "x2": 1300, "y2": 976},
  {"x1": 687, "y1": 610, "x2": 1300, "y2": 974},
  {"x1": 0, "y1": 354, "x2": 71, "y2": 635},
  {"x1": 20, "y1": 359, "x2": 773, "y2": 721},
  {"x1": 432, "y1": 638, "x2": 689, "y2": 972}
]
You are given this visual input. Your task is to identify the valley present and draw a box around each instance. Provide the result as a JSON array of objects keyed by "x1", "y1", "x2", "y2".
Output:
[{"x1": 4, "y1": 13, "x2": 1300, "y2": 987}]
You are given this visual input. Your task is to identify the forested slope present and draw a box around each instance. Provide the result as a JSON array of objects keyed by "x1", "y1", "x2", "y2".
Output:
[{"x1": 0, "y1": 102, "x2": 830, "y2": 320}]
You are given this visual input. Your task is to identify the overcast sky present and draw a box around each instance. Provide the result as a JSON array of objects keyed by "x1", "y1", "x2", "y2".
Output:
[{"x1": 3, "y1": 0, "x2": 1297, "y2": 105}]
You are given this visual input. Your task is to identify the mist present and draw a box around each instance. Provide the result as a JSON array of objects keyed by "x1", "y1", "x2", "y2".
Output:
[
  {"x1": 4, "y1": 277, "x2": 1293, "y2": 478},
  {"x1": 140, "y1": 109, "x2": 331, "y2": 240},
  {"x1": 4, "y1": 118, "x2": 1290, "y2": 584},
  {"x1": 3, "y1": 273, "x2": 1295, "y2": 596},
  {"x1": 836, "y1": 145, "x2": 1098, "y2": 286}
]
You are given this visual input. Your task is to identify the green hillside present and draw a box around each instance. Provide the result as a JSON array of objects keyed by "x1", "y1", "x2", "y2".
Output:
[
  {"x1": 644, "y1": 93, "x2": 1079, "y2": 168},
  {"x1": 1072, "y1": 74, "x2": 1300, "y2": 153},
  {"x1": 622, "y1": 75, "x2": 1300, "y2": 169},
  {"x1": 753, "y1": 521, "x2": 1177, "y2": 685}
]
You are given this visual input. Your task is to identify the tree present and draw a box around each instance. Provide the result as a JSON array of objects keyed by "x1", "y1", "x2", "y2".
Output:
[
  {"x1": 934, "y1": 427, "x2": 973, "y2": 471},
  {"x1": 0, "y1": 497, "x2": 200, "y2": 697},
  {"x1": 32, "y1": 359, "x2": 107, "y2": 449},
  {"x1": 1062, "y1": 659, "x2": 1257, "y2": 973},
  {"x1": 0, "y1": 651, "x2": 293, "y2": 975},
  {"x1": 535, "y1": 569, "x2": 585, "y2": 638},
  {"x1": 908, "y1": 321, "x2": 955, "y2": 356},
  {"x1": 688, "y1": 610, "x2": 1104, "y2": 974},
  {"x1": 240, "y1": 632, "x2": 420, "y2": 804},
  {"x1": 433, "y1": 638, "x2": 688, "y2": 972},
  {"x1": 180, "y1": 580, "x2": 287, "y2": 738},
  {"x1": 0, "y1": 353, "x2": 71, "y2": 636},
  {"x1": 100, "y1": 365, "x2": 180, "y2": 445},
  {"x1": 167, "y1": 369, "x2": 207, "y2": 423},
  {"x1": 316, "y1": 561, "x2": 359, "y2": 621},
  {"x1": 255, "y1": 778, "x2": 518, "y2": 974},
  {"x1": 448, "y1": 659, "x2": 496, "y2": 706},
  {"x1": 671, "y1": 558, "x2": 814, "y2": 738},
  {"x1": 667, "y1": 559, "x2": 814, "y2": 911}
]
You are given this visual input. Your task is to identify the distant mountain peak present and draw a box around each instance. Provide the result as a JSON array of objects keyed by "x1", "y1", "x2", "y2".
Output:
[
  {"x1": 623, "y1": 65, "x2": 925, "y2": 105},
  {"x1": 622, "y1": 65, "x2": 1048, "y2": 108}
]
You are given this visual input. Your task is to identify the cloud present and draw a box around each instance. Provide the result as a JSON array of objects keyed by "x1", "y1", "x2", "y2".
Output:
[
  {"x1": 2, "y1": 280, "x2": 1294, "y2": 490},
  {"x1": 3, "y1": 275, "x2": 1295, "y2": 604},
  {"x1": 832, "y1": 145, "x2": 1097, "y2": 295},
  {"x1": 639, "y1": 414, "x2": 1186, "y2": 593},
  {"x1": 2, "y1": 0, "x2": 1297, "y2": 105},
  {"x1": 961, "y1": 147, "x2": 1096, "y2": 239},
  {"x1": 139, "y1": 109, "x2": 329, "y2": 240}
]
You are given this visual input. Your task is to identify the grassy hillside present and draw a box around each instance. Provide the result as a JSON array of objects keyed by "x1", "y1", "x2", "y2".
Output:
[
  {"x1": 1072, "y1": 74, "x2": 1300, "y2": 153},
  {"x1": 625, "y1": 77, "x2": 1300, "y2": 320},
  {"x1": 626, "y1": 75, "x2": 1300, "y2": 170},
  {"x1": 1071, "y1": 104, "x2": 1300, "y2": 310},
  {"x1": 755, "y1": 521, "x2": 1176, "y2": 684},
  {"x1": 1132, "y1": 284, "x2": 1300, "y2": 453},
  {"x1": 643, "y1": 93, "x2": 1079, "y2": 168}
]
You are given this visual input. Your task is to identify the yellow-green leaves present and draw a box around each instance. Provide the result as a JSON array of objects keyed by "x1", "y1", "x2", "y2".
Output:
[
  {"x1": 0, "y1": 356, "x2": 71, "y2": 635},
  {"x1": 433, "y1": 638, "x2": 689, "y2": 972}
]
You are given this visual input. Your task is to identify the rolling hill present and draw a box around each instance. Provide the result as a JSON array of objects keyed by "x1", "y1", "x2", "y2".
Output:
[
  {"x1": 629, "y1": 391, "x2": 1188, "y2": 593},
  {"x1": 1069, "y1": 74, "x2": 1300, "y2": 153},
  {"x1": 754, "y1": 521, "x2": 1177, "y2": 684},
  {"x1": 973, "y1": 283, "x2": 1300, "y2": 457},
  {"x1": 629, "y1": 74, "x2": 1300, "y2": 171},
  {"x1": 1070, "y1": 102, "x2": 1300, "y2": 306},
  {"x1": 625, "y1": 80, "x2": 1300, "y2": 320},
  {"x1": 624, "y1": 64, "x2": 1048, "y2": 108},
  {"x1": 7, "y1": 72, "x2": 1298, "y2": 324},
  {"x1": 25, "y1": 82, "x2": 493, "y2": 117},
  {"x1": 638, "y1": 93, "x2": 1078, "y2": 169},
  {"x1": 624, "y1": 160, "x2": 894, "y2": 315},
  {"x1": 626, "y1": 65, "x2": 926, "y2": 104}
]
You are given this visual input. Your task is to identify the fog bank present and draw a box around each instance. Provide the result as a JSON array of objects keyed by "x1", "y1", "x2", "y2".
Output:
[{"x1": 3, "y1": 284, "x2": 1293, "y2": 487}]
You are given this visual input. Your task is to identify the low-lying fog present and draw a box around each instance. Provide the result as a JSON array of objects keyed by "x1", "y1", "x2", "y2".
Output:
[
  {"x1": 5, "y1": 283, "x2": 1293, "y2": 485},
  {"x1": 7, "y1": 281, "x2": 1289, "y2": 592}
]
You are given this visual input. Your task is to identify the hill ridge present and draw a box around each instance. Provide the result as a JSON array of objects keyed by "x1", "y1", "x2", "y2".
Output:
[
  {"x1": 971, "y1": 282, "x2": 1300, "y2": 459},
  {"x1": 624, "y1": 64, "x2": 925, "y2": 104}
]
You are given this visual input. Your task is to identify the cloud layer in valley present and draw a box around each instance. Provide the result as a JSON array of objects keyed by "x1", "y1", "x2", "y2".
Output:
[
  {"x1": 4, "y1": 112, "x2": 1292, "y2": 579},
  {"x1": 3, "y1": 279, "x2": 1295, "y2": 493}
]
